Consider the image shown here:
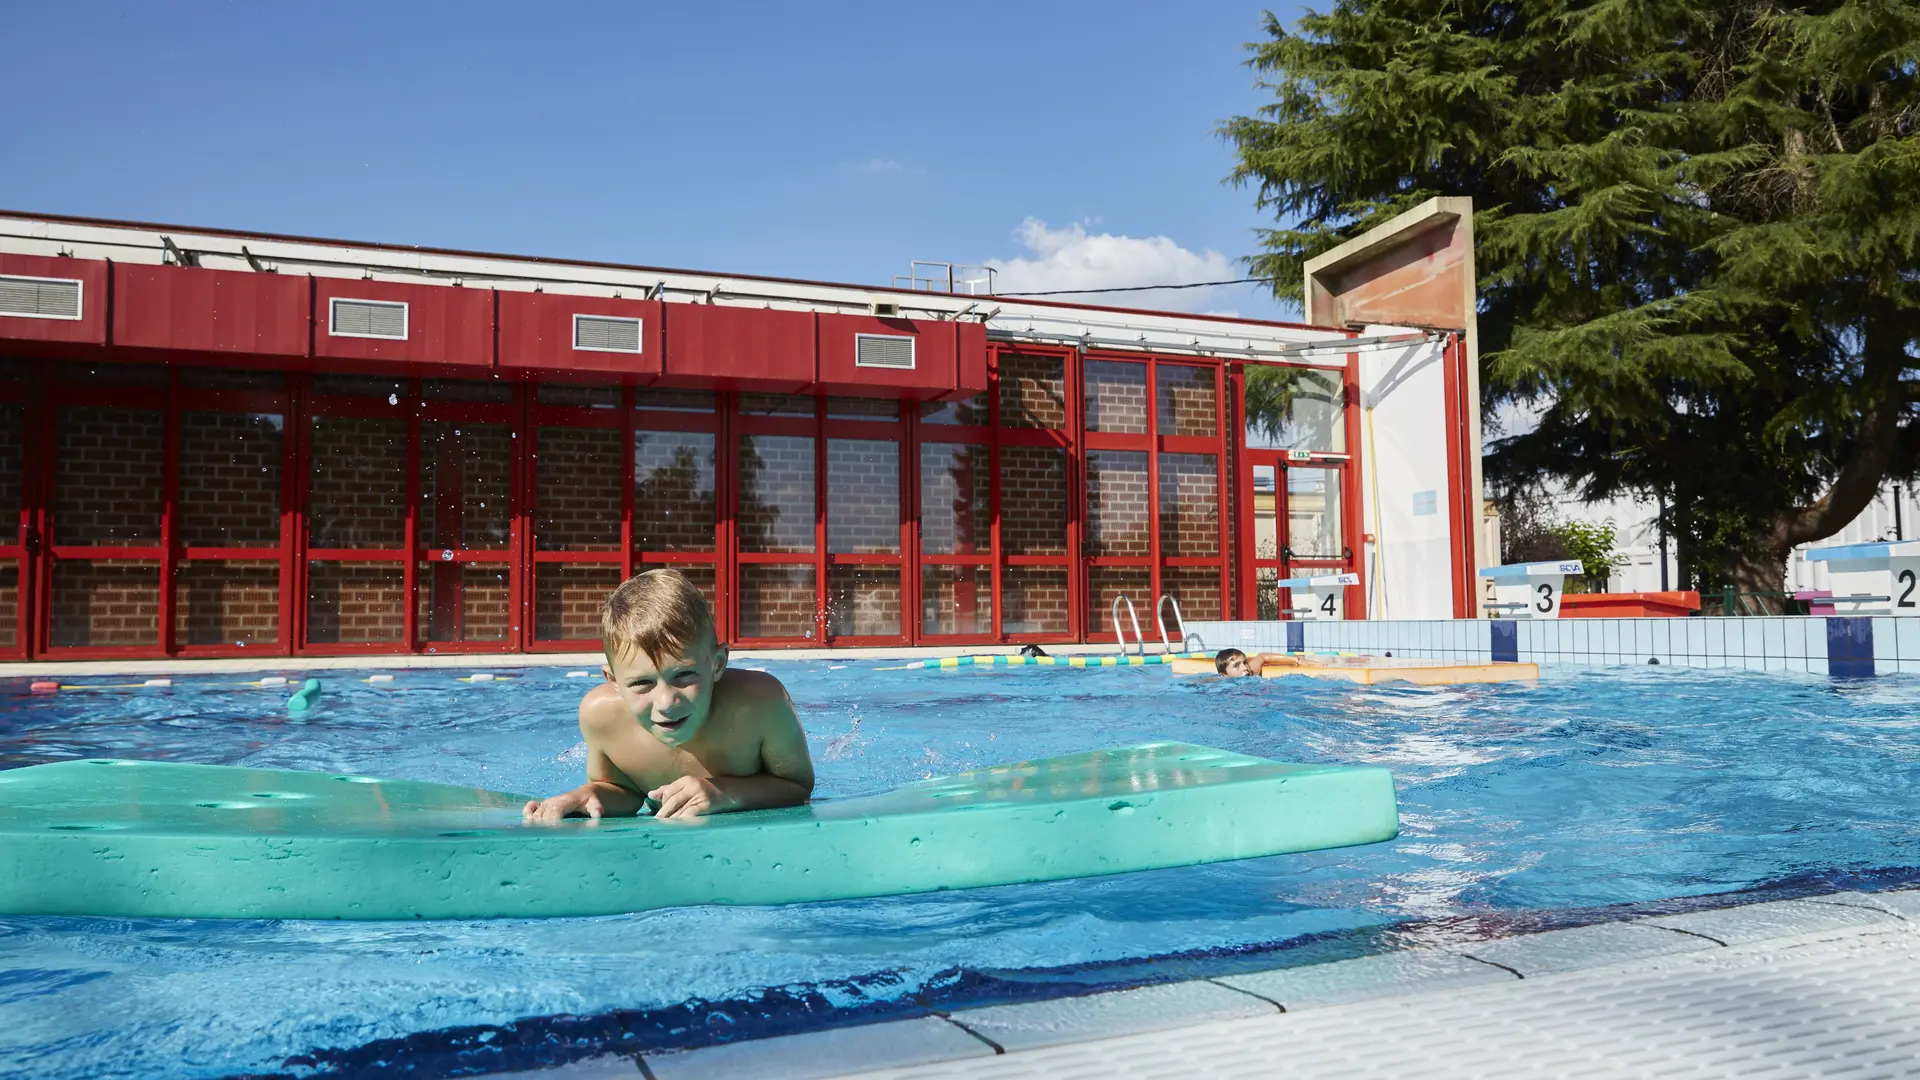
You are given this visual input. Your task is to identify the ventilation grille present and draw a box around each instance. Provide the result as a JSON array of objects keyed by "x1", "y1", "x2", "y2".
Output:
[
  {"x1": 0, "y1": 275, "x2": 83, "y2": 320},
  {"x1": 855, "y1": 333, "x2": 915, "y2": 370},
  {"x1": 330, "y1": 298, "x2": 408, "y2": 339},
  {"x1": 573, "y1": 314, "x2": 643, "y2": 353}
]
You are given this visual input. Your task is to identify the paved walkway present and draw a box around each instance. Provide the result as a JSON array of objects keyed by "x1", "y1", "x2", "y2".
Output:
[{"x1": 509, "y1": 890, "x2": 1920, "y2": 1080}]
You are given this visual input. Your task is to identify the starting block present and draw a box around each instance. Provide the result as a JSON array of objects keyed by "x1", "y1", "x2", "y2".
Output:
[
  {"x1": 1479, "y1": 560, "x2": 1583, "y2": 619},
  {"x1": 1280, "y1": 572, "x2": 1360, "y2": 620},
  {"x1": 1803, "y1": 541, "x2": 1920, "y2": 616}
]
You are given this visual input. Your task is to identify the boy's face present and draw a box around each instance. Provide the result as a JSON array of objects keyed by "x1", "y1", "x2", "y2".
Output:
[
  {"x1": 1221, "y1": 654, "x2": 1251, "y2": 678},
  {"x1": 602, "y1": 637, "x2": 728, "y2": 747}
]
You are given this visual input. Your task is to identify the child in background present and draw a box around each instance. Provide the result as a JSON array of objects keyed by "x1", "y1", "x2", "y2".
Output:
[{"x1": 1214, "y1": 648, "x2": 1296, "y2": 678}]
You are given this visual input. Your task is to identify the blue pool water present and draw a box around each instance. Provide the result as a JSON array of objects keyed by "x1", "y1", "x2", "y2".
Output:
[{"x1": 2, "y1": 661, "x2": 1917, "y2": 1079}]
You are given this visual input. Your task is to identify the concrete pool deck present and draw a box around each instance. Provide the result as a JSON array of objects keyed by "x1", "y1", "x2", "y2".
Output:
[{"x1": 496, "y1": 889, "x2": 1920, "y2": 1080}]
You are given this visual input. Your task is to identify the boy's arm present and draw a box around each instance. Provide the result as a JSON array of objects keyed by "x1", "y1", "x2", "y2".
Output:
[
  {"x1": 652, "y1": 683, "x2": 815, "y2": 818},
  {"x1": 523, "y1": 696, "x2": 651, "y2": 823}
]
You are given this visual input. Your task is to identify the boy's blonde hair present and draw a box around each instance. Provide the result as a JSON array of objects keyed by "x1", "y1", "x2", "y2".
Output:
[{"x1": 601, "y1": 569, "x2": 718, "y2": 664}]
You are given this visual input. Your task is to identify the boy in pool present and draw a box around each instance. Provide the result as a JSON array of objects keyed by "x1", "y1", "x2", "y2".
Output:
[
  {"x1": 522, "y1": 568, "x2": 814, "y2": 822},
  {"x1": 1214, "y1": 648, "x2": 1297, "y2": 677}
]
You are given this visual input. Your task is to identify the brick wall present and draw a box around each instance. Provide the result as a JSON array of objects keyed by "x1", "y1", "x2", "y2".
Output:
[
  {"x1": 537, "y1": 382, "x2": 621, "y2": 407},
  {"x1": 1158, "y1": 452, "x2": 1220, "y2": 557},
  {"x1": 1001, "y1": 445, "x2": 1067, "y2": 556},
  {"x1": 179, "y1": 411, "x2": 283, "y2": 547},
  {"x1": 1088, "y1": 566, "x2": 1152, "y2": 629},
  {"x1": 738, "y1": 435, "x2": 815, "y2": 553},
  {"x1": 738, "y1": 564, "x2": 815, "y2": 638},
  {"x1": 827, "y1": 565, "x2": 900, "y2": 637},
  {"x1": 309, "y1": 416, "x2": 407, "y2": 548},
  {"x1": 418, "y1": 564, "x2": 511, "y2": 642},
  {"x1": 920, "y1": 392, "x2": 988, "y2": 426},
  {"x1": 55, "y1": 407, "x2": 164, "y2": 545},
  {"x1": 1001, "y1": 565, "x2": 1068, "y2": 634},
  {"x1": 305, "y1": 561, "x2": 405, "y2": 643},
  {"x1": 534, "y1": 564, "x2": 622, "y2": 641},
  {"x1": 1159, "y1": 566, "x2": 1224, "y2": 622},
  {"x1": 740, "y1": 393, "x2": 813, "y2": 416},
  {"x1": 1086, "y1": 450, "x2": 1149, "y2": 557},
  {"x1": 826, "y1": 439, "x2": 899, "y2": 554},
  {"x1": 0, "y1": 404, "x2": 20, "y2": 529},
  {"x1": 420, "y1": 421, "x2": 513, "y2": 550},
  {"x1": 634, "y1": 431, "x2": 716, "y2": 552},
  {"x1": 998, "y1": 353, "x2": 1066, "y2": 429},
  {"x1": 536, "y1": 426, "x2": 623, "y2": 551},
  {"x1": 1155, "y1": 365, "x2": 1218, "y2": 437},
  {"x1": 826, "y1": 396, "x2": 899, "y2": 420},
  {"x1": 1084, "y1": 360, "x2": 1147, "y2": 433},
  {"x1": 919, "y1": 442, "x2": 989, "y2": 554},
  {"x1": 182, "y1": 367, "x2": 284, "y2": 391},
  {"x1": 50, "y1": 559, "x2": 160, "y2": 647},
  {"x1": 0, "y1": 560, "x2": 14, "y2": 648},
  {"x1": 920, "y1": 565, "x2": 990, "y2": 636},
  {"x1": 176, "y1": 560, "x2": 279, "y2": 645}
]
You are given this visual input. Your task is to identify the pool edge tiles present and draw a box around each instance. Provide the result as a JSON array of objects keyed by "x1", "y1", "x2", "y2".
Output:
[
  {"x1": 621, "y1": 886, "x2": 1920, "y2": 1080},
  {"x1": 1185, "y1": 615, "x2": 1920, "y2": 678}
]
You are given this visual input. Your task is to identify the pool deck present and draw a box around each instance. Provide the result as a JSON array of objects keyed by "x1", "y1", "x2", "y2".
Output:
[{"x1": 495, "y1": 888, "x2": 1920, "y2": 1080}]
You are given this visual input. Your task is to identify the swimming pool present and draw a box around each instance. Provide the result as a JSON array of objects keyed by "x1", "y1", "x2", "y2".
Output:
[{"x1": 3, "y1": 661, "x2": 1916, "y2": 1079}]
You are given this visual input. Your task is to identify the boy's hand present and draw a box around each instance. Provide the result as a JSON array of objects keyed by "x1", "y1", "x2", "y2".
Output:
[
  {"x1": 649, "y1": 776, "x2": 730, "y2": 819},
  {"x1": 522, "y1": 785, "x2": 603, "y2": 824}
]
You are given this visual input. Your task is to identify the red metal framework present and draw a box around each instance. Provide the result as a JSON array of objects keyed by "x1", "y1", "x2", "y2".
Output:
[
  {"x1": 1231, "y1": 358, "x2": 1366, "y2": 621},
  {"x1": 0, "y1": 344, "x2": 1368, "y2": 659}
]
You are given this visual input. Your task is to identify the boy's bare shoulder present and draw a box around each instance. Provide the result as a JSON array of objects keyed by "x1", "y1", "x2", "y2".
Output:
[
  {"x1": 577, "y1": 682, "x2": 627, "y2": 735},
  {"x1": 717, "y1": 667, "x2": 791, "y2": 705}
]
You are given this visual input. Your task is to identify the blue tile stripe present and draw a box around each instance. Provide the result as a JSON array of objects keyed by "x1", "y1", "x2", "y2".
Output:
[
  {"x1": 1286, "y1": 622, "x2": 1305, "y2": 653},
  {"x1": 1826, "y1": 617, "x2": 1874, "y2": 678},
  {"x1": 1491, "y1": 620, "x2": 1517, "y2": 663}
]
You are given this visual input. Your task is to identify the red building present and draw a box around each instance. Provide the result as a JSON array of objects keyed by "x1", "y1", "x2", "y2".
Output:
[{"x1": 0, "y1": 211, "x2": 1473, "y2": 661}]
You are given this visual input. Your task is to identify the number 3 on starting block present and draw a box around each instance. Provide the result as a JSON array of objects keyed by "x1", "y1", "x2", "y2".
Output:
[{"x1": 1478, "y1": 560, "x2": 1583, "y2": 619}]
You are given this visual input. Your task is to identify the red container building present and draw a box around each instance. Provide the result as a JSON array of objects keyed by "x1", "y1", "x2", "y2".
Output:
[{"x1": 0, "y1": 211, "x2": 1479, "y2": 660}]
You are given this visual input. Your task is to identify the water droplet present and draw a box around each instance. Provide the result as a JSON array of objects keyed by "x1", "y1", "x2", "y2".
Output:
[{"x1": 387, "y1": 393, "x2": 398, "y2": 405}]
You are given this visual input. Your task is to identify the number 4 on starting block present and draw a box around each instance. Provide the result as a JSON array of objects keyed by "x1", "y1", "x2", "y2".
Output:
[
  {"x1": 1478, "y1": 560, "x2": 1583, "y2": 619},
  {"x1": 1279, "y1": 572, "x2": 1360, "y2": 620},
  {"x1": 1804, "y1": 541, "x2": 1920, "y2": 616}
]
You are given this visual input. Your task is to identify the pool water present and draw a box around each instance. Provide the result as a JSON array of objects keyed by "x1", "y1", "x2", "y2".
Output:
[{"x1": 2, "y1": 662, "x2": 1917, "y2": 1079}]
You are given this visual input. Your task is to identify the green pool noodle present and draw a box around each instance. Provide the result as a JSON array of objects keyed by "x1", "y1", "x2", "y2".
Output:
[
  {"x1": 286, "y1": 678, "x2": 322, "y2": 715},
  {"x1": 0, "y1": 743, "x2": 1399, "y2": 921}
]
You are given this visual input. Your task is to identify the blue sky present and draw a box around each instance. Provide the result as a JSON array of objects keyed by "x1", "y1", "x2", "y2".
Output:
[{"x1": 1, "y1": 1, "x2": 1311, "y2": 319}]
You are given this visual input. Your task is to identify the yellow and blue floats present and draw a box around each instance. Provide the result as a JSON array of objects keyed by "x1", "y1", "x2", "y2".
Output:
[{"x1": 878, "y1": 652, "x2": 1212, "y2": 672}]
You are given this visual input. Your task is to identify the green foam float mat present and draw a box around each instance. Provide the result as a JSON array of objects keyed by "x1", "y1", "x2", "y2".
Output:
[{"x1": 0, "y1": 743, "x2": 1398, "y2": 920}]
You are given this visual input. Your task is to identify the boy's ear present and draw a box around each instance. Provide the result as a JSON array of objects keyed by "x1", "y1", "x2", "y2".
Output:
[
  {"x1": 600, "y1": 662, "x2": 614, "y2": 683},
  {"x1": 711, "y1": 643, "x2": 730, "y2": 679}
]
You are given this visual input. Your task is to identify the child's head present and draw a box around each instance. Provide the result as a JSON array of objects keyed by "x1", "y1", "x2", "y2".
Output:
[
  {"x1": 599, "y1": 569, "x2": 727, "y2": 745},
  {"x1": 1215, "y1": 648, "x2": 1250, "y2": 677}
]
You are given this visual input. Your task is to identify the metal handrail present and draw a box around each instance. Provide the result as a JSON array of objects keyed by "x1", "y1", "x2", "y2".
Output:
[
  {"x1": 1155, "y1": 595, "x2": 1187, "y2": 655},
  {"x1": 1111, "y1": 595, "x2": 1145, "y2": 657}
]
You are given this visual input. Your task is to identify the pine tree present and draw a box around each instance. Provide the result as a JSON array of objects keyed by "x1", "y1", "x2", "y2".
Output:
[{"x1": 1224, "y1": 1, "x2": 1920, "y2": 599}]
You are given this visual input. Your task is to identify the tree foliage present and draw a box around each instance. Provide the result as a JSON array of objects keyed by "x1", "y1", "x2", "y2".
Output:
[{"x1": 1223, "y1": 0, "x2": 1920, "y2": 595}]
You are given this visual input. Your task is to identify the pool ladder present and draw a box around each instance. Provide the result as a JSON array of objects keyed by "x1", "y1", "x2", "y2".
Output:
[{"x1": 1111, "y1": 594, "x2": 1206, "y2": 656}]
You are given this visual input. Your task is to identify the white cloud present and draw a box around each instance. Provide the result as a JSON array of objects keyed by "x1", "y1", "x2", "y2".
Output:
[
  {"x1": 983, "y1": 218, "x2": 1237, "y2": 312},
  {"x1": 843, "y1": 157, "x2": 911, "y2": 176}
]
